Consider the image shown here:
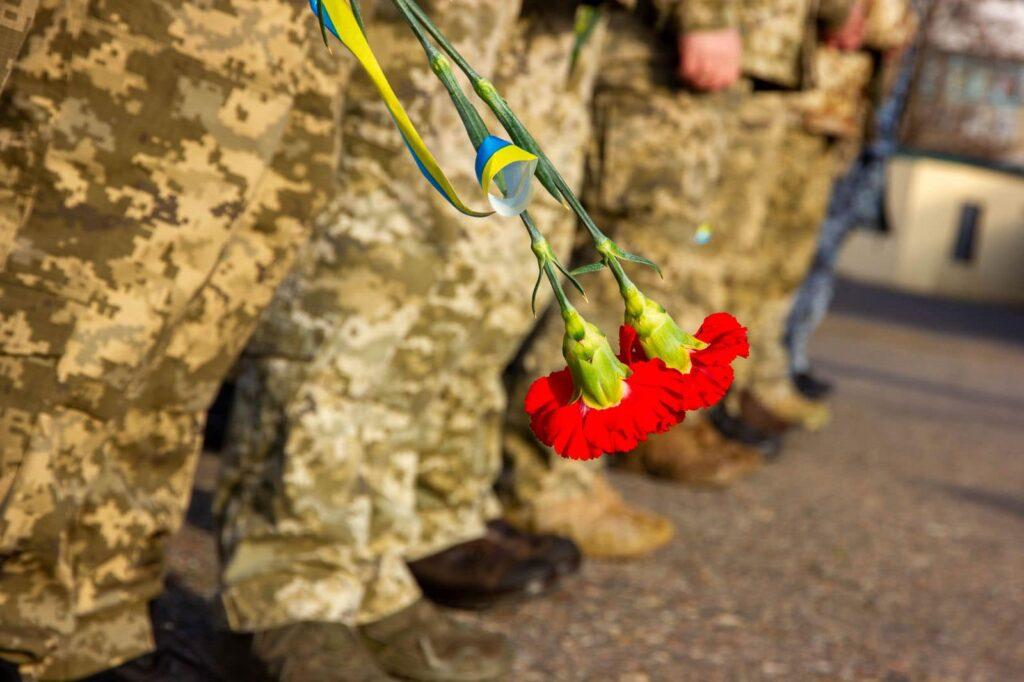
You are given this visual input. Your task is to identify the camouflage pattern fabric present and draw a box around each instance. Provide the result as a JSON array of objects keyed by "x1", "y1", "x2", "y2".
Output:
[
  {"x1": 502, "y1": 7, "x2": 788, "y2": 513},
  {"x1": 216, "y1": 0, "x2": 598, "y2": 632},
  {"x1": 0, "y1": 0, "x2": 36, "y2": 93},
  {"x1": 799, "y1": 46, "x2": 875, "y2": 138},
  {"x1": 739, "y1": 0, "x2": 817, "y2": 88},
  {"x1": 656, "y1": 0, "x2": 739, "y2": 32},
  {"x1": 0, "y1": 1, "x2": 343, "y2": 678},
  {"x1": 730, "y1": 112, "x2": 838, "y2": 412},
  {"x1": 652, "y1": 0, "x2": 860, "y2": 89}
]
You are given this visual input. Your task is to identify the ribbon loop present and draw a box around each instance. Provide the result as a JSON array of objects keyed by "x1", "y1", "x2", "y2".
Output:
[{"x1": 475, "y1": 135, "x2": 538, "y2": 217}]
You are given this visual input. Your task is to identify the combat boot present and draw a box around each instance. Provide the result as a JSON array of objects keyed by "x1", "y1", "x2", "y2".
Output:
[
  {"x1": 748, "y1": 384, "x2": 831, "y2": 431},
  {"x1": 251, "y1": 621, "x2": 395, "y2": 681},
  {"x1": 623, "y1": 419, "x2": 764, "y2": 488},
  {"x1": 408, "y1": 529, "x2": 559, "y2": 609},
  {"x1": 792, "y1": 370, "x2": 834, "y2": 400},
  {"x1": 507, "y1": 476, "x2": 674, "y2": 559},
  {"x1": 360, "y1": 600, "x2": 512, "y2": 682},
  {"x1": 707, "y1": 403, "x2": 784, "y2": 461},
  {"x1": 485, "y1": 519, "x2": 582, "y2": 577}
]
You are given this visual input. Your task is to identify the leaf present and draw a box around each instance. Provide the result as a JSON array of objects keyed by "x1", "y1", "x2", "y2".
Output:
[
  {"x1": 554, "y1": 258, "x2": 587, "y2": 300},
  {"x1": 619, "y1": 250, "x2": 662, "y2": 278},
  {"x1": 569, "y1": 261, "x2": 605, "y2": 277}
]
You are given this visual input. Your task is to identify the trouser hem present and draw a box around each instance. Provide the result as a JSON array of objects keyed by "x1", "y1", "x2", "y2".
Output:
[
  {"x1": 221, "y1": 570, "x2": 422, "y2": 633},
  {"x1": 18, "y1": 601, "x2": 155, "y2": 681}
]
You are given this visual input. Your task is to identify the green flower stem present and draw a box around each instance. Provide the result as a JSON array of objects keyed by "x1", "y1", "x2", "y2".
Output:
[
  {"x1": 603, "y1": 248, "x2": 644, "y2": 315},
  {"x1": 391, "y1": 0, "x2": 583, "y2": 312},
  {"x1": 524, "y1": 214, "x2": 574, "y2": 314},
  {"x1": 398, "y1": 0, "x2": 565, "y2": 206},
  {"x1": 392, "y1": 0, "x2": 488, "y2": 149},
  {"x1": 398, "y1": 0, "x2": 658, "y2": 275}
]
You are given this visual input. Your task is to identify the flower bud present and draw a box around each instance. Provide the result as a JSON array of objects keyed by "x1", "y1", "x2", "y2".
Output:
[
  {"x1": 621, "y1": 287, "x2": 706, "y2": 373},
  {"x1": 561, "y1": 308, "x2": 630, "y2": 409}
]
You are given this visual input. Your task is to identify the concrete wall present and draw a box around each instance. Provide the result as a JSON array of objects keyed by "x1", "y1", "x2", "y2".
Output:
[{"x1": 838, "y1": 156, "x2": 1024, "y2": 305}]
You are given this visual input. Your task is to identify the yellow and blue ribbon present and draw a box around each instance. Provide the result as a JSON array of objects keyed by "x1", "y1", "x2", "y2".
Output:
[
  {"x1": 475, "y1": 135, "x2": 538, "y2": 217},
  {"x1": 693, "y1": 223, "x2": 713, "y2": 245},
  {"x1": 311, "y1": 0, "x2": 491, "y2": 217}
]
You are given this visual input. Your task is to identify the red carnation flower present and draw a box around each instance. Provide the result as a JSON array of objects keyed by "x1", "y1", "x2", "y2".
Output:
[
  {"x1": 524, "y1": 306, "x2": 690, "y2": 461},
  {"x1": 524, "y1": 360, "x2": 688, "y2": 461},
  {"x1": 619, "y1": 312, "x2": 749, "y2": 411}
]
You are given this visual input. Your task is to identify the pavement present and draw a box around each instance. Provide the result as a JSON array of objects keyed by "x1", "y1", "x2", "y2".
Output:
[{"x1": 166, "y1": 279, "x2": 1024, "y2": 681}]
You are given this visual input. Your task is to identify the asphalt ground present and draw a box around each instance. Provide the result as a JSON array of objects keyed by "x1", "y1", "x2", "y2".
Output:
[{"x1": 166, "y1": 279, "x2": 1024, "y2": 681}]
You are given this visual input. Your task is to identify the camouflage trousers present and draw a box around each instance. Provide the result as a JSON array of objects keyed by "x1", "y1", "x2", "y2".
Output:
[
  {"x1": 0, "y1": 1, "x2": 343, "y2": 678},
  {"x1": 216, "y1": 1, "x2": 599, "y2": 631},
  {"x1": 730, "y1": 109, "x2": 842, "y2": 409},
  {"x1": 503, "y1": 10, "x2": 791, "y2": 513}
]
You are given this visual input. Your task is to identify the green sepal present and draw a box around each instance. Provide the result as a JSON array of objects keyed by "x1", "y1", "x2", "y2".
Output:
[
  {"x1": 315, "y1": 0, "x2": 332, "y2": 48},
  {"x1": 350, "y1": 0, "x2": 367, "y2": 34},
  {"x1": 618, "y1": 250, "x2": 663, "y2": 278},
  {"x1": 569, "y1": 261, "x2": 606, "y2": 277},
  {"x1": 553, "y1": 258, "x2": 587, "y2": 299},
  {"x1": 561, "y1": 308, "x2": 630, "y2": 409},
  {"x1": 530, "y1": 265, "x2": 544, "y2": 316},
  {"x1": 622, "y1": 288, "x2": 706, "y2": 373}
]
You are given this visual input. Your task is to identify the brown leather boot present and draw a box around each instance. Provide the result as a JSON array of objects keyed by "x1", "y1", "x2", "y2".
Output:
[
  {"x1": 360, "y1": 600, "x2": 512, "y2": 682},
  {"x1": 408, "y1": 532, "x2": 558, "y2": 609},
  {"x1": 485, "y1": 519, "x2": 582, "y2": 577},
  {"x1": 746, "y1": 384, "x2": 830, "y2": 432},
  {"x1": 509, "y1": 476, "x2": 674, "y2": 560},
  {"x1": 251, "y1": 621, "x2": 394, "y2": 682},
  {"x1": 627, "y1": 419, "x2": 763, "y2": 487}
]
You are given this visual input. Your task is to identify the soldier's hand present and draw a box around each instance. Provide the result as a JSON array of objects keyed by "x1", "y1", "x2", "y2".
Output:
[
  {"x1": 824, "y1": 0, "x2": 867, "y2": 52},
  {"x1": 678, "y1": 29, "x2": 742, "y2": 92}
]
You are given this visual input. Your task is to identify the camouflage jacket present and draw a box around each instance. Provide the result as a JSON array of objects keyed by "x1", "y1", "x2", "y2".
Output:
[
  {"x1": 649, "y1": 0, "x2": 860, "y2": 88},
  {"x1": 802, "y1": 0, "x2": 917, "y2": 137}
]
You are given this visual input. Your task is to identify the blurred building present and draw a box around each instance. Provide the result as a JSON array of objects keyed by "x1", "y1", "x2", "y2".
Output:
[{"x1": 839, "y1": 0, "x2": 1024, "y2": 304}]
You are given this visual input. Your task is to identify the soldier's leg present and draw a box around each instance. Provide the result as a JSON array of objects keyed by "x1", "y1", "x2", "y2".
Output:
[
  {"x1": 739, "y1": 122, "x2": 837, "y2": 431},
  {"x1": 785, "y1": 152, "x2": 870, "y2": 386},
  {"x1": 503, "y1": 296, "x2": 676, "y2": 558},
  {"x1": 502, "y1": 85, "x2": 730, "y2": 539},
  {"x1": 0, "y1": 1, "x2": 315, "y2": 677},
  {"x1": 501, "y1": 9, "x2": 734, "y2": 546},
  {"x1": 785, "y1": 212, "x2": 849, "y2": 378},
  {"x1": 591, "y1": 84, "x2": 783, "y2": 487},
  {"x1": 409, "y1": 1, "x2": 596, "y2": 561},
  {"x1": 217, "y1": 0, "x2": 523, "y2": 643}
]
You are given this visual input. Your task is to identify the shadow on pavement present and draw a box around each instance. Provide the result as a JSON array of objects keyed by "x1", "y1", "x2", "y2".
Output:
[
  {"x1": 919, "y1": 480, "x2": 1024, "y2": 522},
  {"x1": 832, "y1": 277, "x2": 1024, "y2": 347}
]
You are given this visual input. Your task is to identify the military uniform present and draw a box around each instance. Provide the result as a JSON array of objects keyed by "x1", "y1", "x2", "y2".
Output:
[
  {"x1": 0, "y1": 1, "x2": 346, "y2": 678},
  {"x1": 216, "y1": 0, "x2": 600, "y2": 632},
  {"x1": 502, "y1": 0, "x2": 806, "y2": 522},
  {"x1": 730, "y1": 0, "x2": 913, "y2": 430}
]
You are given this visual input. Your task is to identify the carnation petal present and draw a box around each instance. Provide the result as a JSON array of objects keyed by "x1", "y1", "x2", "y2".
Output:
[
  {"x1": 618, "y1": 324, "x2": 647, "y2": 363},
  {"x1": 524, "y1": 359, "x2": 690, "y2": 461},
  {"x1": 693, "y1": 312, "x2": 749, "y2": 365}
]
